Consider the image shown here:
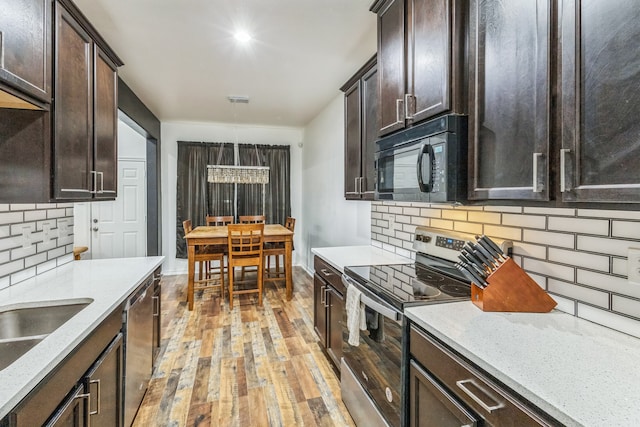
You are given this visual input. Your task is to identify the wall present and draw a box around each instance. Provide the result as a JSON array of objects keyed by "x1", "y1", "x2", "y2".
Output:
[
  {"x1": 0, "y1": 204, "x2": 74, "y2": 290},
  {"x1": 161, "y1": 121, "x2": 304, "y2": 274},
  {"x1": 371, "y1": 201, "x2": 640, "y2": 339},
  {"x1": 301, "y1": 94, "x2": 372, "y2": 272}
]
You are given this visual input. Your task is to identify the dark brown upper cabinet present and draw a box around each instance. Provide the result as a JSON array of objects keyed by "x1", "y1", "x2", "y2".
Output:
[
  {"x1": 371, "y1": 0, "x2": 465, "y2": 137},
  {"x1": 53, "y1": 0, "x2": 120, "y2": 201},
  {"x1": 559, "y1": 0, "x2": 640, "y2": 203},
  {"x1": 467, "y1": 0, "x2": 552, "y2": 201},
  {"x1": 0, "y1": 0, "x2": 52, "y2": 110},
  {"x1": 342, "y1": 56, "x2": 378, "y2": 200}
]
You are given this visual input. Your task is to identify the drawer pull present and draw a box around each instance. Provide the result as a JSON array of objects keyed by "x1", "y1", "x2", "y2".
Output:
[
  {"x1": 456, "y1": 379, "x2": 504, "y2": 413},
  {"x1": 320, "y1": 268, "x2": 333, "y2": 277}
]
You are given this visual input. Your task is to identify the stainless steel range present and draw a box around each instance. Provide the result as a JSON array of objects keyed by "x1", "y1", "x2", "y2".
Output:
[{"x1": 340, "y1": 226, "x2": 501, "y2": 427}]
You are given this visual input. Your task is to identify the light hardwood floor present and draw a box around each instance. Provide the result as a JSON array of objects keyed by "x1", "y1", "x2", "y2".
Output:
[{"x1": 133, "y1": 267, "x2": 356, "y2": 427}]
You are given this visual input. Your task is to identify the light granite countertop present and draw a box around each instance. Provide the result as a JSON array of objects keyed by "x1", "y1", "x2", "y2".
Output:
[
  {"x1": 311, "y1": 245, "x2": 413, "y2": 273},
  {"x1": 0, "y1": 256, "x2": 164, "y2": 419},
  {"x1": 405, "y1": 302, "x2": 640, "y2": 426}
]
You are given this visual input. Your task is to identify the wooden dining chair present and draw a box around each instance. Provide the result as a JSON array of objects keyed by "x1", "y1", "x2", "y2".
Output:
[
  {"x1": 239, "y1": 215, "x2": 266, "y2": 279},
  {"x1": 227, "y1": 223, "x2": 265, "y2": 309},
  {"x1": 206, "y1": 215, "x2": 234, "y2": 226},
  {"x1": 183, "y1": 219, "x2": 226, "y2": 304},
  {"x1": 264, "y1": 217, "x2": 295, "y2": 286}
]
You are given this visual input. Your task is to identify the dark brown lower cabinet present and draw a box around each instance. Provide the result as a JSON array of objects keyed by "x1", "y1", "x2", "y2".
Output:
[
  {"x1": 313, "y1": 256, "x2": 345, "y2": 372},
  {"x1": 44, "y1": 384, "x2": 87, "y2": 427},
  {"x1": 83, "y1": 334, "x2": 123, "y2": 427},
  {"x1": 152, "y1": 273, "x2": 162, "y2": 365}
]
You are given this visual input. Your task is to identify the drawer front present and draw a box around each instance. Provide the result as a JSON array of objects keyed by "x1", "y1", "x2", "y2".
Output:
[
  {"x1": 314, "y1": 256, "x2": 345, "y2": 294},
  {"x1": 410, "y1": 325, "x2": 553, "y2": 427}
]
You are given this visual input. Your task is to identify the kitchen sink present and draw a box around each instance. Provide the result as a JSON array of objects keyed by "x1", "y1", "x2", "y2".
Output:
[{"x1": 0, "y1": 299, "x2": 93, "y2": 370}]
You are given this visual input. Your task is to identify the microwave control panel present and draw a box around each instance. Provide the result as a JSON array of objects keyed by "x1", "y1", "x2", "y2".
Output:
[{"x1": 430, "y1": 142, "x2": 447, "y2": 194}]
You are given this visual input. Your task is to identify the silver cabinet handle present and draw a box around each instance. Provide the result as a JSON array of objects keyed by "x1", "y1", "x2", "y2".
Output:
[
  {"x1": 396, "y1": 98, "x2": 404, "y2": 124},
  {"x1": 560, "y1": 148, "x2": 571, "y2": 192},
  {"x1": 89, "y1": 379, "x2": 101, "y2": 415},
  {"x1": 323, "y1": 287, "x2": 330, "y2": 308},
  {"x1": 404, "y1": 93, "x2": 414, "y2": 119},
  {"x1": 532, "y1": 152, "x2": 543, "y2": 193},
  {"x1": 90, "y1": 171, "x2": 98, "y2": 194},
  {"x1": 97, "y1": 171, "x2": 104, "y2": 194},
  {"x1": 456, "y1": 379, "x2": 504, "y2": 413},
  {"x1": 320, "y1": 284, "x2": 326, "y2": 305},
  {"x1": 152, "y1": 295, "x2": 160, "y2": 316},
  {"x1": 320, "y1": 268, "x2": 333, "y2": 277}
]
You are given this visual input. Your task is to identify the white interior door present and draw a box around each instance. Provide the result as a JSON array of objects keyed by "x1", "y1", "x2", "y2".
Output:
[{"x1": 91, "y1": 160, "x2": 147, "y2": 259}]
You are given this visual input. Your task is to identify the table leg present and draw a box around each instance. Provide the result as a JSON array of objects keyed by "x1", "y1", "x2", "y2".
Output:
[
  {"x1": 285, "y1": 239, "x2": 293, "y2": 300},
  {"x1": 188, "y1": 243, "x2": 195, "y2": 310}
]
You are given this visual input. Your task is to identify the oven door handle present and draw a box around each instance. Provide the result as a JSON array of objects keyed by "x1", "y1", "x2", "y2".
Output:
[{"x1": 341, "y1": 274, "x2": 401, "y2": 323}]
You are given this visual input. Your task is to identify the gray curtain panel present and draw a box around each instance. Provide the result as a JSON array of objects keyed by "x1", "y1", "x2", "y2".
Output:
[{"x1": 176, "y1": 141, "x2": 290, "y2": 258}]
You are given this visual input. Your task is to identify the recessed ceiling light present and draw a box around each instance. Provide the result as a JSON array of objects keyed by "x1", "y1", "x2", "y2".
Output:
[{"x1": 234, "y1": 30, "x2": 252, "y2": 44}]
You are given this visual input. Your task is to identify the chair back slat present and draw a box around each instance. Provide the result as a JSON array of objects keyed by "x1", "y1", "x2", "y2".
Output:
[
  {"x1": 183, "y1": 219, "x2": 193, "y2": 235},
  {"x1": 207, "y1": 215, "x2": 234, "y2": 226},
  {"x1": 228, "y1": 223, "x2": 264, "y2": 259},
  {"x1": 284, "y1": 217, "x2": 296, "y2": 232},
  {"x1": 239, "y1": 215, "x2": 266, "y2": 224}
]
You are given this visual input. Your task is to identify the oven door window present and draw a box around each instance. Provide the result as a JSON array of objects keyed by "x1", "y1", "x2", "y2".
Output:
[
  {"x1": 409, "y1": 360, "x2": 478, "y2": 427},
  {"x1": 342, "y1": 306, "x2": 403, "y2": 427}
]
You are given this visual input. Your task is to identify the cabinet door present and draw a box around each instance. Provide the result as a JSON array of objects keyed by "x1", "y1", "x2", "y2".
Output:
[
  {"x1": 344, "y1": 80, "x2": 362, "y2": 200},
  {"x1": 152, "y1": 280, "x2": 162, "y2": 365},
  {"x1": 313, "y1": 274, "x2": 327, "y2": 347},
  {"x1": 84, "y1": 333, "x2": 123, "y2": 427},
  {"x1": 44, "y1": 384, "x2": 88, "y2": 427},
  {"x1": 361, "y1": 65, "x2": 378, "y2": 199},
  {"x1": 93, "y1": 46, "x2": 118, "y2": 199},
  {"x1": 377, "y1": 0, "x2": 406, "y2": 136},
  {"x1": 53, "y1": 2, "x2": 93, "y2": 200},
  {"x1": 326, "y1": 287, "x2": 344, "y2": 368},
  {"x1": 467, "y1": 0, "x2": 551, "y2": 201},
  {"x1": 560, "y1": 0, "x2": 640, "y2": 202},
  {"x1": 407, "y1": 0, "x2": 452, "y2": 124},
  {"x1": 0, "y1": 0, "x2": 51, "y2": 104}
]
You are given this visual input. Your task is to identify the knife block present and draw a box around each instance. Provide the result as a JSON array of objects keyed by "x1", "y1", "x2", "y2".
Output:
[{"x1": 470, "y1": 258, "x2": 557, "y2": 313}]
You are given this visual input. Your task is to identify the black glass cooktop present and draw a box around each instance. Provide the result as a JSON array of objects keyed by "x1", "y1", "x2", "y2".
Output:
[{"x1": 344, "y1": 260, "x2": 471, "y2": 311}]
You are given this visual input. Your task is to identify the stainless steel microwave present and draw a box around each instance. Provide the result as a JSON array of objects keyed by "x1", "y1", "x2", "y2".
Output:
[{"x1": 375, "y1": 114, "x2": 467, "y2": 204}]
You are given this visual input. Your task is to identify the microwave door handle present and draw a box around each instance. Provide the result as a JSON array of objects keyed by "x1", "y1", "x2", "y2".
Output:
[{"x1": 417, "y1": 143, "x2": 432, "y2": 192}]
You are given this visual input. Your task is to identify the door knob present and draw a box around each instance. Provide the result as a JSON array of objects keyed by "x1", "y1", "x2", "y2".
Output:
[
  {"x1": 93, "y1": 219, "x2": 98, "y2": 223},
  {"x1": 93, "y1": 227, "x2": 99, "y2": 232}
]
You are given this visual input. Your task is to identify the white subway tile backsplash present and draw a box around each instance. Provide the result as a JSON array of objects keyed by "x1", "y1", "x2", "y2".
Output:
[
  {"x1": 577, "y1": 269, "x2": 640, "y2": 299},
  {"x1": 0, "y1": 251, "x2": 9, "y2": 264},
  {"x1": 454, "y1": 221, "x2": 483, "y2": 235},
  {"x1": 58, "y1": 253, "x2": 74, "y2": 266},
  {"x1": 484, "y1": 225, "x2": 522, "y2": 241},
  {"x1": 577, "y1": 304, "x2": 640, "y2": 339},
  {"x1": 36, "y1": 259, "x2": 57, "y2": 274},
  {"x1": 548, "y1": 216, "x2": 610, "y2": 236},
  {"x1": 512, "y1": 242, "x2": 547, "y2": 259},
  {"x1": 611, "y1": 221, "x2": 640, "y2": 239},
  {"x1": 11, "y1": 267, "x2": 36, "y2": 284},
  {"x1": 0, "y1": 212, "x2": 24, "y2": 225},
  {"x1": 483, "y1": 206, "x2": 523, "y2": 213},
  {"x1": 10, "y1": 245, "x2": 37, "y2": 261},
  {"x1": 0, "y1": 236, "x2": 21, "y2": 252},
  {"x1": 467, "y1": 211, "x2": 501, "y2": 224},
  {"x1": 502, "y1": 214, "x2": 546, "y2": 229},
  {"x1": 0, "y1": 205, "x2": 9, "y2": 212},
  {"x1": 430, "y1": 219, "x2": 453, "y2": 230},
  {"x1": 577, "y1": 236, "x2": 630, "y2": 257},
  {"x1": 548, "y1": 279, "x2": 609, "y2": 308},
  {"x1": 612, "y1": 258, "x2": 627, "y2": 276},
  {"x1": 372, "y1": 201, "x2": 640, "y2": 336},
  {"x1": 420, "y1": 208, "x2": 441, "y2": 218},
  {"x1": 0, "y1": 260, "x2": 24, "y2": 277},
  {"x1": 523, "y1": 229, "x2": 575, "y2": 249},
  {"x1": 24, "y1": 210, "x2": 47, "y2": 222},
  {"x1": 611, "y1": 295, "x2": 640, "y2": 318},
  {"x1": 10, "y1": 204, "x2": 36, "y2": 211},
  {"x1": 25, "y1": 253, "x2": 47, "y2": 268},
  {"x1": 0, "y1": 226, "x2": 8, "y2": 239},
  {"x1": 524, "y1": 207, "x2": 575, "y2": 216},
  {"x1": 578, "y1": 209, "x2": 640, "y2": 220},
  {"x1": 523, "y1": 258, "x2": 575, "y2": 282},
  {"x1": 548, "y1": 248, "x2": 610, "y2": 272},
  {"x1": 35, "y1": 203, "x2": 57, "y2": 209},
  {"x1": 0, "y1": 276, "x2": 9, "y2": 291},
  {"x1": 442, "y1": 209, "x2": 468, "y2": 221}
]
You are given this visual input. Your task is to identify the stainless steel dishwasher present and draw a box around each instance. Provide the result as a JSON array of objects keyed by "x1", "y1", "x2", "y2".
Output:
[{"x1": 123, "y1": 274, "x2": 154, "y2": 427}]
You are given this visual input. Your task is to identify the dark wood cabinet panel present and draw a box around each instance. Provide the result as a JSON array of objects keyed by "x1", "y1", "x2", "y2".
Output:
[
  {"x1": 374, "y1": 0, "x2": 465, "y2": 137},
  {"x1": 84, "y1": 334, "x2": 123, "y2": 427},
  {"x1": 467, "y1": 0, "x2": 552, "y2": 201},
  {"x1": 560, "y1": 0, "x2": 640, "y2": 202},
  {"x1": 0, "y1": 0, "x2": 52, "y2": 106},
  {"x1": 93, "y1": 47, "x2": 118, "y2": 198},
  {"x1": 313, "y1": 273, "x2": 328, "y2": 347},
  {"x1": 45, "y1": 384, "x2": 87, "y2": 427},
  {"x1": 327, "y1": 287, "x2": 344, "y2": 368},
  {"x1": 53, "y1": 2, "x2": 93, "y2": 200},
  {"x1": 342, "y1": 56, "x2": 377, "y2": 200}
]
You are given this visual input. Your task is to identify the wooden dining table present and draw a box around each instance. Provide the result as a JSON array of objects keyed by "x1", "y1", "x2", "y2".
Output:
[{"x1": 184, "y1": 224, "x2": 294, "y2": 310}]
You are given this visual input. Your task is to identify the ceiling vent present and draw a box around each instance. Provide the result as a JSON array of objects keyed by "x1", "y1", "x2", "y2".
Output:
[{"x1": 227, "y1": 95, "x2": 250, "y2": 104}]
